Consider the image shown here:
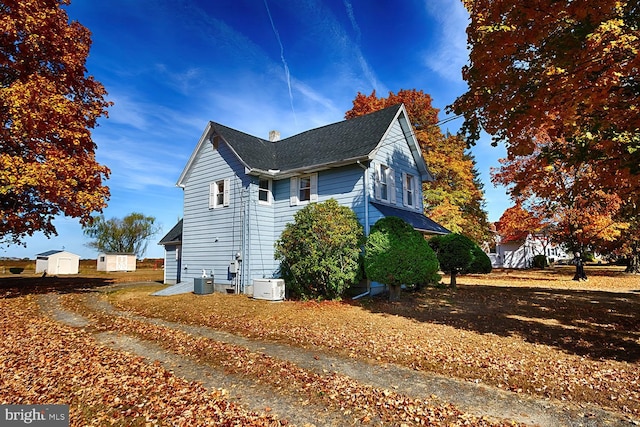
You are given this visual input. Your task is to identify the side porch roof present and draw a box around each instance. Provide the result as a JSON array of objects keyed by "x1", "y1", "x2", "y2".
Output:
[{"x1": 371, "y1": 202, "x2": 449, "y2": 235}]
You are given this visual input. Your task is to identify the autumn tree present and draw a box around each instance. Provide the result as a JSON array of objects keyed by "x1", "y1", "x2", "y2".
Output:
[
  {"x1": 83, "y1": 213, "x2": 160, "y2": 258},
  {"x1": 451, "y1": 0, "x2": 639, "y2": 255},
  {"x1": 494, "y1": 202, "x2": 557, "y2": 261},
  {"x1": 452, "y1": 1, "x2": 639, "y2": 166},
  {"x1": 346, "y1": 90, "x2": 491, "y2": 244},
  {"x1": 492, "y1": 143, "x2": 629, "y2": 261},
  {"x1": 1, "y1": 0, "x2": 111, "y2": 245}
]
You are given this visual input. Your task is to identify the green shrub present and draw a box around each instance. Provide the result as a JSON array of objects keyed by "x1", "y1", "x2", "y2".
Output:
[
  {"x1": 429, "y1": 233, "x2": 490, "y2": 287},
  {"x1": 470, "y1": 244, "x2": 493, "y2": 274},
  {"x1": 274, "y1": 199, "x2": 364, "y2": 300},
  {"x1": 364, "y1": 217, "x2": 440, "y2": 301},
  {"x1": 532, "y1": 254, "x2": 548, "y2": 268}
]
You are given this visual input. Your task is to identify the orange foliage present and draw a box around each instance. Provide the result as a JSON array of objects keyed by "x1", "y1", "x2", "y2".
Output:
[
  {"x1": 0, "y1": 0, "x2": 111, "y2": 244},
  {"x1": 495, "y1": 203, "x2": 544, "y2": 243}
]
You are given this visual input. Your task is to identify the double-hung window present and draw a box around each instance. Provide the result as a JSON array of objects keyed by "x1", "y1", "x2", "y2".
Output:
[
  {"x1": 258, "y1": 178, "x2": 272, "y2": 205},
  {"x1": 290, "y1": 174, "x2": 318, "y2": 206},
  {"x1": 375, "y1": 163, "x2": 395, "y2": 204},
  {"x1": 209, "y1": 178, "x2": 230, "y2": 209},
  {"x1": 402, "y1": 172, "x2": 417, "y2": 208}
]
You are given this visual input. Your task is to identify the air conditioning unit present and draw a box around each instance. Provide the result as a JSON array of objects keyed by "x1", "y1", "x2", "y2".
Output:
[{"x1": 252, "y1": 279, "x2": 285, "y2": 301}]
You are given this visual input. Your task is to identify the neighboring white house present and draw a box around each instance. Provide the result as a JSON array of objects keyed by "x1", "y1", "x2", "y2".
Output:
[
  {"x1": 35, "y1": 250, "x2": 80, "y2": 275},
  {"x1": 489, "y1": 233, "x2": 570, "y2": 268},
  {"x1": 97, "y1": 253, "x2": 137, "y2": 272}
]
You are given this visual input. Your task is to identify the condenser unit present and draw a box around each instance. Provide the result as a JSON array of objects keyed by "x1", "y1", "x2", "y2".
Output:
[{"x1": 252, "y1": 279, "x2": 285, "y2": 301}]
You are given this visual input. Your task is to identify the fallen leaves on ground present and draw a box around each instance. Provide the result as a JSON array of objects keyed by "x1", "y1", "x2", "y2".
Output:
[
  {"x1": 0, "y1": 295, "x2": 284, "y2": 426},
  {"x1": 108, "y1": 266, "x2": 640, "y2": 417},
  {"x1": 62, "y1": 293, "x2": 522, "y2": 426}
]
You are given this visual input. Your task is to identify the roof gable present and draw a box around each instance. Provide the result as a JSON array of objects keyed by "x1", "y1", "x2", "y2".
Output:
[
  {"x1": 158, "y1": 219, "x2": 183, "y2": 245},
  {"x1": 177, "y1": 104, "x2": 431, "y2": 185}
]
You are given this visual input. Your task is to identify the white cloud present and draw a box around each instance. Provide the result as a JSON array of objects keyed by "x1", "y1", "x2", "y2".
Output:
[{"x1": 422, "y1": 0, "x2": 470, "y2": 82}]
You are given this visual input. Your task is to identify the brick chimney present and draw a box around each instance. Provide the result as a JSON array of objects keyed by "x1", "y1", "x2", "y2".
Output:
[{"x1": 269, "y1": 130, "x2": 280, "y2": 142}]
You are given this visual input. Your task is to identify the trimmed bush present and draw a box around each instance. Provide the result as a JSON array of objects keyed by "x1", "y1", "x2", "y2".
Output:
[
  {"x1": 429, "y1": 233, "x2": 491, "y2": 287},
  {"x1": 364, "y1": 217, "x2": 440, "y2": 301},
  {"x1": 275, "y1": 199, "x2": 364, "y2": 300}
]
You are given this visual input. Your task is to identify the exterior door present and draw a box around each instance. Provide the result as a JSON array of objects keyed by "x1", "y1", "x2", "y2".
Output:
[{"x1": 116, "y1": 255, "x2": 128, "y2": 271}]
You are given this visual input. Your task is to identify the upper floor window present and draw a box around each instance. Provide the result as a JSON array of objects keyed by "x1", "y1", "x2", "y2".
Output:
[
  {"x1": 258, "y1": 178, "x2": 272, "y2": 205},
  {"x1": 375, "y1": 163, "x2": 395, "y2": 204},
  {"x1": 209, "y1": 178, "x2": 230, "y2": 209},
  {"x1": 403, "y1": 172, "x2": 416, "y2": 208},
  {"x1": 290, "y1": 174, "x2": 318, "y2": 206}
]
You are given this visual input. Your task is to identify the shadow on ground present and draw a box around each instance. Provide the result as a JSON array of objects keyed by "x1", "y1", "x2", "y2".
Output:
[
  {"x1": 353, "y1": 284, "x2": 640, "y2": 363},
  {"x1": 0, "y1": 276, "x2": 117, "y2": 298}
]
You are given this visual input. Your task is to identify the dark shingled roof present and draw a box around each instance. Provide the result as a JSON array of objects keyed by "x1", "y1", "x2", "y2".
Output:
[
  {"x1": 371, "y1": 202, "x2": 450, "y2": 235},
  {"x1": 211, "y1": 104, "x2": 403, "y2": 172},
  {"x1": 158, "y1": 219, "x2": 183, "y2": 245}
]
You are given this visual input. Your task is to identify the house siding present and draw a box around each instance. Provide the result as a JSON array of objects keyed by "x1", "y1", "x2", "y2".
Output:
[
  {"x1": 181, "y1": 140, "x2": 246, "y2": 286},
  {"x1": 368, "y1": 118, "x2": 423, "y2": 227},
  {"x1": 245, "y1": 176, "x2": 278, "y2": 285}
]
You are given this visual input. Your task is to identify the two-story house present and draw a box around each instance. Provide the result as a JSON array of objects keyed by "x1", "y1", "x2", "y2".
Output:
[{"x1": 158, "y1": 103, "x2": 448, "y2": 295}]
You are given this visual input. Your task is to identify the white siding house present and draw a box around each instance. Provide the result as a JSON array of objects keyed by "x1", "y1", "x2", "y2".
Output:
[
  {"x1": 35, "y1": 250, "x2": 80, "y2": 275},
  {"x1": 160, "y1": 104, "x2": 448, "y2": 296},
  {"x1": 490, "y1": 234, "x2": 571, "y2": 268}
]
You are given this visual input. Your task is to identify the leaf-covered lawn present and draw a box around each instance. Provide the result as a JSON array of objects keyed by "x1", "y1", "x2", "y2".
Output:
[
  {"x1": 0, "y1": 295, "x2": 283, "y2": 426},
  {"x1": 107, "y1": 266, "x2": 640, "y2": 418}
]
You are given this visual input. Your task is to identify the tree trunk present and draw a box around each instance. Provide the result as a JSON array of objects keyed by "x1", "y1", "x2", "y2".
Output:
[
  {"x1": 625, "y1": 254, "x2": 640, "y2": 274},
  {"x1": 450, "y1": 270, "x2": 457, "y2": 288},
  {"x1": 388, "y1": 284, "x2": 401, "y2": 301}
]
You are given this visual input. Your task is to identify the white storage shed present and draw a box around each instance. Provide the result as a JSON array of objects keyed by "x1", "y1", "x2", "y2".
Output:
[
  {"x1": 35, "y1": 250, "x2": 80, "y2": 275},
  {"x1": 97, "y1": 253, "x2": 137, "y2": 272}
]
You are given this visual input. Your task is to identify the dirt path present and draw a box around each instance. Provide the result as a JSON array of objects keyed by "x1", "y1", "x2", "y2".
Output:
[{"x1": 38, "y1": 289, "x2": 634, "y2": 427}]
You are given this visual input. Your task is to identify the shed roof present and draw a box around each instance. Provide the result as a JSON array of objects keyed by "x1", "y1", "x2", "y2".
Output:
[{"x1": 37, "y1": 250, "x2": 64, "y2": 257}]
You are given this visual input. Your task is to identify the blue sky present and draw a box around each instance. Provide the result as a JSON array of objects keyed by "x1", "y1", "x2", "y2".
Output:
[{"x1": 6, "y1": 0, "x2": 510, "y2": 260}]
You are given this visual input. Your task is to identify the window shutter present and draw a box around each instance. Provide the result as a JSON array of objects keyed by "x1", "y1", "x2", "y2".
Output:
[
  {"x1": 310, "y1": 174, "x2": 318, "y2": 202},
  {"x1": 389, "y1": 168, "x2": 396, "y2": 204},
  {"x1": 415, "y1": 178, "x2": 422, "y2": 210},
  {"x1": 290, "y1": 177, "x2": 298, "y2": 206},
  {"x1": 374, "y1": 164, "x2": 381, "y2": 200},
  {"x1": 223, "y1": 178, "x2": 230, "y2": 207},
  {"x1": 209, "y1": 182, "x2": 215, "y2": 209},
  {"x1": 402, "y1": 172, "x2": 408, "y2": 206}
]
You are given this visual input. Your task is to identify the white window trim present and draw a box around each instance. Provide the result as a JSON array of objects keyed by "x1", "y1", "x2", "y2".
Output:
[
  {"x1": 258, "y1": 178, "x2": 272, "y2": 205},
  {"x1": 290, "y1": 173, "x2": 318, "y2": 206},
  {"x1": 402, "y1": 172, "x2": 421, "y2": 209},
  {"x1": 374, "y1": 163, "x2": 395, "y2": 204},
  {"x1": 209, "y1": 178, "x2": 230, "y2": 209}
]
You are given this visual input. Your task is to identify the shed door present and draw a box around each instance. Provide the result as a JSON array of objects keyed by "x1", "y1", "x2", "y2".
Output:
[
  {"x1": 57, "y1": 257, "x2": 72, "y2": 274},
  {"x1": 116, "y1": 255, "x2": 128, "y2": 271}
]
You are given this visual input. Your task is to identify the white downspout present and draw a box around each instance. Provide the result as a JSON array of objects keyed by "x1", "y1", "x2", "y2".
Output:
[{"x1": 355, "y1": 160, "x2": 370, "y2": 299}]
